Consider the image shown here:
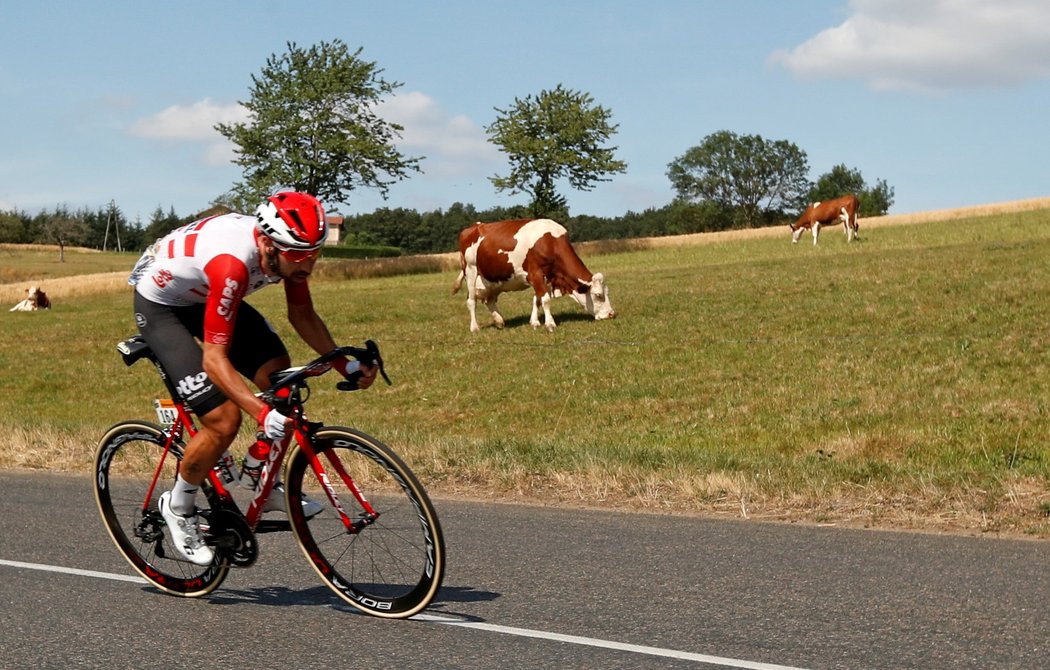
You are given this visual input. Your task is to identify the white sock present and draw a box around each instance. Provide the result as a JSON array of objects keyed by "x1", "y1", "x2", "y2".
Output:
[{"x1": 170, "y1": 474, "x2": 199, "y2": 516}]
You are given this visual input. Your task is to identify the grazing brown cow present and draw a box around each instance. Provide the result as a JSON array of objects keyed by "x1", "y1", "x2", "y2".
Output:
[
  {"x1": 791, "y1": 195, "x2": 860, "y2": 245},
  {"x1": 9, "y1": 285, "x2": 51, "y2": 312},
  {"x1": 451, "y1": 218, "x2": 616, "y2": 332}
]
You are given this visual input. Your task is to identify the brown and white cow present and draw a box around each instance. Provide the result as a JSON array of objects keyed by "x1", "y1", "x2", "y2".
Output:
[
  {"x1": 791, "y1": 194, "x2": 860, "y2": 245},
  {"x1": 451, "y1": 218, "x2": 616, "y2": 332},
  {"x1": 9, "y1": 285, "x2": 51, "y2": 312}
]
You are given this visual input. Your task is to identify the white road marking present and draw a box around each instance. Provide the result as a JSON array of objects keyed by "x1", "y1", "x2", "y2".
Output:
[
  {"x1": 0, "y1": 558, "x2": 147, "y2": 583},
  {"x1": 1, "y1": 558, "x2": 809, "y2": 670},
  {"x1": 415, "y1": 613, "x2": 809, "y2": 669}
]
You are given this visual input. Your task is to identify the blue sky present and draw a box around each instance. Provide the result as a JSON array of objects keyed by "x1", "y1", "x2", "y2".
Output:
[{"x1": 2, "y1": 0, "x2": 1049, "y2": 223}]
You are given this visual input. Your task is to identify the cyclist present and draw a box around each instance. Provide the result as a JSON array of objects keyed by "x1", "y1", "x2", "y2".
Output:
[{"x1": 128, "y1": 191, "x2": 376, "y2": 565}]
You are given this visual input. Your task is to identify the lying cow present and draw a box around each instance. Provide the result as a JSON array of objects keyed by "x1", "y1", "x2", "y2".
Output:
[
  {"x1": 9, "y1": 285, "x2": 51, "y2": 312},
  {"x1": 791, "y1": 194, "x2": 860, "y2": 245},
  {"x1": 452, "y1": 218, "x2": 616, "y2": 332}
]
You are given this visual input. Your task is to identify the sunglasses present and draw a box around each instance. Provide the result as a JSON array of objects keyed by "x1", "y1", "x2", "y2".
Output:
[{"x1": 276, "y1": 247, "x2": 321, "y2": 263}]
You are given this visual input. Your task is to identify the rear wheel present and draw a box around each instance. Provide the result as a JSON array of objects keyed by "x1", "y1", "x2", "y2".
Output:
[
  {"x1": 285, "y1": 427, "x2": 445, "y2": 618},
  {"x1": 93, "y1": 420, "x2": 228, "y2": 596}
]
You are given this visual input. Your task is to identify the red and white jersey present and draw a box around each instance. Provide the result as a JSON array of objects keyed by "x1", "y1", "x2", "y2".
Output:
[{"x1": 132, "y1": 213, "x2": 290, "y2": 346}]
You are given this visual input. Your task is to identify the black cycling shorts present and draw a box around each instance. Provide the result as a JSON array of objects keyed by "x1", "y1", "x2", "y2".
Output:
[{"x1": 133, "y1": 292, "x2": 288, "y2": 416}]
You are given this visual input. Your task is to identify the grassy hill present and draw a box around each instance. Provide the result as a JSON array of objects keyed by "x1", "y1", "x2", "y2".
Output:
[{"x1": 2, "y1": 203, "x2": 1048, "y2": 537}]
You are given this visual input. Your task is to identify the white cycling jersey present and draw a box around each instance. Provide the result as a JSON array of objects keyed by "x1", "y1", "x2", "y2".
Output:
[{"x1": 131, "y1": 213, "x2": 289, "y2": 346}]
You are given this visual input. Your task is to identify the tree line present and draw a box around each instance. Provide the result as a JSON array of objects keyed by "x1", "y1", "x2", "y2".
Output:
[
  {"x1": 0, "y1": 39, "x2": 894, "y2": 258},
  {"x1": 0, "y1": 203, "x2": 180, "y2": 258}
]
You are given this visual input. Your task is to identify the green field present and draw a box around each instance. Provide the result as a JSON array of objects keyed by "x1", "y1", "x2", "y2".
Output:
[
  {"x1": 2, "y1": 211, "x2": 1048, "y2": 537},
  {"x1": 0, "y1": 244, "x2": 137, "y2": 284}
]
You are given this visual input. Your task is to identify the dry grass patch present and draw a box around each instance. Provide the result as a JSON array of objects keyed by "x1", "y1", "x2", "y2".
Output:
[
  {"x1": 0, "y1": 271, "x2": 129, "y2": 303},
  {"x1": 7, "y1": 196, "x2": 1048, "y2": 303},
  {"x1": 578, "y1": 196, "x2": 1050, "y2": 253},
  {"x1": 0, "y1": 425, "x2": 95, "y2": 471}
]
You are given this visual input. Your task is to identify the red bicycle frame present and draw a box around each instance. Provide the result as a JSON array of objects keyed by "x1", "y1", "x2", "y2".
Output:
[{"x1": 146, "y1": 396, "x2": 378, "y2": 534}]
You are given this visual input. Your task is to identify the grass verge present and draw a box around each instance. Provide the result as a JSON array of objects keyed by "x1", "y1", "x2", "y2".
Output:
[{"x1": 1, "y1": 205, "x2": 1048, "y2": 537}]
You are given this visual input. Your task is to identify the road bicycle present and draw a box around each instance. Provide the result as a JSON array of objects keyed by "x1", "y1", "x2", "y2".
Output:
[{"x1": 93, "y1": 335, "x2": 445, "y2": 619}]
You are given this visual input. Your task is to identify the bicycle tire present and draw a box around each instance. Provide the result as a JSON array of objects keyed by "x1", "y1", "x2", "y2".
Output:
[
  {"x1": 284, "y1": 426, "x2": 445, "y2": 618},
  {"x1": 94, "y1": 420, "x2": 228, "y2": 596}
]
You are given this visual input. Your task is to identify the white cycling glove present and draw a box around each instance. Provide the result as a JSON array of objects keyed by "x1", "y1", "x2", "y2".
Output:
[{"x1": 258, "y1": 406, "x2": 289, "y2": 442}]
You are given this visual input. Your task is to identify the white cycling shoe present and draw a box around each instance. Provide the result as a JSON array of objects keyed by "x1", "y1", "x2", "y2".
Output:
[
  {"x1": 262, "y1": 482, "x2": 324, "y2": 519},
  {"x1": 158, "y1": 491, "x2": 214, "y2": 566}
]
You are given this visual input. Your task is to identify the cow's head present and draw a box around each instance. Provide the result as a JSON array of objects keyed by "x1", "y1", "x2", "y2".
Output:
[
  {"x1": 571, "y1": 273, "x2": 616, "y2": 321},
  {"x1": 34, "y1": 286, "x2": 50, "y2": 309}
]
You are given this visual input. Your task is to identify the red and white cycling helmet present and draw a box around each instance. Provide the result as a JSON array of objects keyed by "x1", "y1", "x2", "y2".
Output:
[{"x1": 255, "y1": 191, "x2": 328, "y2": 252}]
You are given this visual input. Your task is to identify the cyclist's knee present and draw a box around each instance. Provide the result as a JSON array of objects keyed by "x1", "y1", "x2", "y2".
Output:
[
  {"x1": 199, "y1": 401, "x2": 242, "y2": 444},
  {"x1": 254, "y1": 355, "x2": 291, "y2": 389}
]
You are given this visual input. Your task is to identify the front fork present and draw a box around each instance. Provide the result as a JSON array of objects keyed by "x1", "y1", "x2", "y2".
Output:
[{"x1": 296, "y1": 426, "x2": 380, "y2": 534}]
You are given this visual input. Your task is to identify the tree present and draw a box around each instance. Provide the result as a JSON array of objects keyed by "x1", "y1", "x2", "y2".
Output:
[
  {"x1": 486, "y1": 84, "x2": 627, "y2": 219},
  {"x1": 667, "y1": 130, "x2": 811, "y2": 227},
  {"x1": 142, "y1": 205, "x2": 183, "y2": 245},
  {"x1": 0, "y1": 210, "x2": 26, "y2": 243},
  {"x1": 38, "y1": 207, "x2": 87, "y2": 262},
  {"x1": 216, "y1": 39, "x2": 421, "y2": 209},
  {"x1": 808, "y1": 163, "x2": 895, "y2": 216},
  {"x1": 861, "y1": 178, "x2": 895, "y2": 217}
]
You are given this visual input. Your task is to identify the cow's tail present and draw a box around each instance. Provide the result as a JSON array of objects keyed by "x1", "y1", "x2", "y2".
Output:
[{"x1": 450, "y1": 240, "x2": 470, "y2": 295}]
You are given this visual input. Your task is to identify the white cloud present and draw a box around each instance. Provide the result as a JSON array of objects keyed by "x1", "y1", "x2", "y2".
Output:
[
  {"x1": 770, "y1": 0, "x2": 1050, "y2": 91},
  {"x1": 202, "y1": 141, "x2": 239, "y2": 167},
  {"x1": 376, "y1": 91, "x2": 501, "y2": 177},
  {"x1": 128, "y1": 99, "x2": 248, "y2": 166},
  {"x1": 126, "y1": 92, "x2": 500, "y2": 175},
  {"x1": 128, "y1": 98, "x2": 248, "y2": 140}
]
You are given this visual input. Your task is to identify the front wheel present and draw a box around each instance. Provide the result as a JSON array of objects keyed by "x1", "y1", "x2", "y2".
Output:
[
  {"x1": 93, "y1": 420, "x2": 228, "y2": 596},
  {"x1": 285, "y1": 427, "x2": 445, "y2": 618}
]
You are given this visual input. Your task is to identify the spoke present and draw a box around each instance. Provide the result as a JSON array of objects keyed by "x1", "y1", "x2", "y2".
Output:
[{"x1": 287, "y1": 431, "x2": 444, "y2": 616}]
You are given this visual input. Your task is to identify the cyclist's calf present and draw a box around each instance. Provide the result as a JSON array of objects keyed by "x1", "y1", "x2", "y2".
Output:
[{"x1": 179, "y1": 400, "x2": 242, "y2": 484}]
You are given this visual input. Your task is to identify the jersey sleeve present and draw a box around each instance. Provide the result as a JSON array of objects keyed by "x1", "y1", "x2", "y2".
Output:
[{"x1": 201, "y1": 254, "x2": 250, "y2": 346}]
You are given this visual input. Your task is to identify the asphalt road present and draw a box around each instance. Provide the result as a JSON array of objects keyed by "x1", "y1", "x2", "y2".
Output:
[{"x1": 0, "y1": 471, "x2": 1047, "y2": 669}]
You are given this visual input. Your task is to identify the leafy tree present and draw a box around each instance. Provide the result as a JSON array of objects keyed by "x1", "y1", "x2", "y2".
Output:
[
  {"x1": 348, "y1": 207, "x2": 423, "y2": 251},
  {"x1": 667, "y1": 130, "x2": 811, "y2": 227},
  {"x1": 808, "y1": 164, "x2": 864, "y2": 204},
  {"x1": 216, "y1": 39, "x2": 421, "y2": 210},
  {"x1": 861, "y1": 178, "x2": 895, "y2": 217},
  {"x1": 0, "y1": 210, "x2": 27, "y2": 243},
  {"x1": 486, "y1": 84, "x2": 627, "y2": 219},
  {"x1": 808, "y1": 163, "x2": 895, "y2": 216}
]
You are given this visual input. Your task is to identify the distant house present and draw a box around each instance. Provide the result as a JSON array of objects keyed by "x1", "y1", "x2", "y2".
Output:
[{"x1": 325, "y1": 215, "x2": 343, "y2": 245}]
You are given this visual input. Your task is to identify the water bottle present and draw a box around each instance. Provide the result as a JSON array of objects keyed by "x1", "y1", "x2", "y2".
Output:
[
  {"x1": 214, "y1": 449, "x2": 239, "y2": 485},
  {"x1": 239, "y1": 434, "x2": 271, "y2": 490}
]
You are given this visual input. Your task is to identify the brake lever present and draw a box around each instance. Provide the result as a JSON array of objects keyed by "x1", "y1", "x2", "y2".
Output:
[
  {"x1": 336, "y1": 340, "x2": 392, "y2": 391},
  {"x1": 364, "y1": 339, "x2": 392, "y2": 385}
]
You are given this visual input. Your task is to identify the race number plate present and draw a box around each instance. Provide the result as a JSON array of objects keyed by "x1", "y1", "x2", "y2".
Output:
[{"x1": 153, "y1": 399, "x2": 191, "y2": 425}]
